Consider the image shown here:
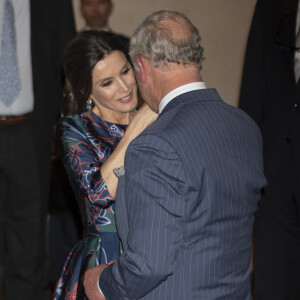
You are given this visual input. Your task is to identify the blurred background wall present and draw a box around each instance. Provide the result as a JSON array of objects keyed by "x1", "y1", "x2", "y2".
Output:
[{"x1": 72, "y1": 0, "x2": 257, "y2": 107}]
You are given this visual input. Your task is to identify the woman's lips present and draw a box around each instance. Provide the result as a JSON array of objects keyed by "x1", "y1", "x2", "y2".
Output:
[{"x1": 118, "y1": 92, "x2": 133, "y2": 103}]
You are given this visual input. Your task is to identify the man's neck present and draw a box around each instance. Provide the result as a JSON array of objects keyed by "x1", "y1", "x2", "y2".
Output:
[{"x1": 156, "y1": 66, "x2": 203, "y2": 101}]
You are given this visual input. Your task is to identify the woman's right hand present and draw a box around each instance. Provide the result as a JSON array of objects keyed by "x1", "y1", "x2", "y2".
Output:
[
  {"x1": 100, "y1": 103, "x2": 157, "y2": 199},
  {"x1": 124, "y1": 103, "x2": 158, "y2": 142}
]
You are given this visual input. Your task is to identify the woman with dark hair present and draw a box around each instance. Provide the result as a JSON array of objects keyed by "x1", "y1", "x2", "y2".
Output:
[{"x1": 53, "y1": 30, "x2": 157, "y2": 299}]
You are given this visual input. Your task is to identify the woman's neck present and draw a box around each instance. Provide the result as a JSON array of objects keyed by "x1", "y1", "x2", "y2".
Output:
[{"x1": 92, "y1": 107, "x2": 136, "y2": 125}]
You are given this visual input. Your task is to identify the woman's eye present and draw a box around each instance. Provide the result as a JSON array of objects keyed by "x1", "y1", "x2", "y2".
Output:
[
  {"x1": 122, "y1": 67, "x2": 131, "y2": 75},
  {"x1": 102, "y1": 81, "x2": 112, "y2": 87}
]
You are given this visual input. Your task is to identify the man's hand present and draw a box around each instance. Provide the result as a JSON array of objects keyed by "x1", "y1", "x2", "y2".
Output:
[{"x1": 83, "y1": 264, "x2": 108, "y2": 300}]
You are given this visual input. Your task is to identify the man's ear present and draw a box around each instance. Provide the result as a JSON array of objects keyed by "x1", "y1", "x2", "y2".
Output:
[{"x1": 135, "y1": 56, "x2": 149, "y2": 83}]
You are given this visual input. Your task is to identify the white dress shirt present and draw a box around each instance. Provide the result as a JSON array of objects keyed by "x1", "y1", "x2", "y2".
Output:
[{"x1": 158, "y1": 81, "x2": 207, "y2": 114}]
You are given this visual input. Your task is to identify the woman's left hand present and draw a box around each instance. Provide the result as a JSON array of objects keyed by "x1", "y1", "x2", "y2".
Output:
[{"x1": 83, "y1": 264, "x2": 108, "y2": 300}]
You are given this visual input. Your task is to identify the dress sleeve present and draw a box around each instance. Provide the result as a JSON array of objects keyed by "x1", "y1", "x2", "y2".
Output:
[{"x1": 56, "y1": 117, "x2": 114, "y2": 208}]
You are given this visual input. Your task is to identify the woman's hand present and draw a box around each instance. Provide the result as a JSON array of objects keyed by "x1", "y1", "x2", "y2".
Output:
[
  {"x1": 124, "y1": 103, "x2": 158, "y2": 142},
  {"x1": 83, "y1": 264, "x2": 108, "y2": 300},
  {"x1": 100, "y1": 104, "x2": 158, "y2": 199}
]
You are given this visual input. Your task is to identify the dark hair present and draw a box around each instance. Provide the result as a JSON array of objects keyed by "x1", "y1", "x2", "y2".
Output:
[{"x1": 62, "y1": 30, "x2": 129, "y2": 116}]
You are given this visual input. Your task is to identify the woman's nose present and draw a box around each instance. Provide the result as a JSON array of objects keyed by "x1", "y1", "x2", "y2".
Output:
[{"x1": 118, "y1": 79, "x2": 130, "y2": 92}]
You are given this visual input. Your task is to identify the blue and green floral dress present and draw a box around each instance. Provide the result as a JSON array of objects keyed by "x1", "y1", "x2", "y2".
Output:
[{"x1": 53, "y1": 111, "x2": 126, "y2": 299}]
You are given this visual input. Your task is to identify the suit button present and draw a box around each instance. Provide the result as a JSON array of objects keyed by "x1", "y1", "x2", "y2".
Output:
[
  {"x1": 294, "y1": 102, "x2": 299, "y2": 108},
  {"x1": 285, "y1": 138, "x2": 291, "y2": 144}
]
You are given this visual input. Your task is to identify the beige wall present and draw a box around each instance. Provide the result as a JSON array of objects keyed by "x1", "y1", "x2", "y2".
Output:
[{"x1": 72, "y1": 0, "x2": 257, "y2": 107}]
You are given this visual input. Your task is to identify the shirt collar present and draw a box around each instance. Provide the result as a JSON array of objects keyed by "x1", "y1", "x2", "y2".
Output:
[
  {"x1": 84, "y1": 26, "x2": 111, "y2": 32},
  {"x1": 158, "y1": 82, "x2": 207, "y2": 114}
]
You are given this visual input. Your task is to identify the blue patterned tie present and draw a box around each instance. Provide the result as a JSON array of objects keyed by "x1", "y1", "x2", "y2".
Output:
[{"x1": 0, "y1": 0, "x2": 22, "y2": 107}]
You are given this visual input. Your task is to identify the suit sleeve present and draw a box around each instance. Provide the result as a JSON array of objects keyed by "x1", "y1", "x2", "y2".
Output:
[
  {"x1": 239, "y1": 0, "x2": 267, "y2": 126},
  {"x1": 99, "y1": 134, "x2": 187, "y2": 300}
]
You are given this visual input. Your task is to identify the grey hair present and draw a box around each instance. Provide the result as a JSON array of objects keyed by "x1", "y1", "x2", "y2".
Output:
[{"x1": 129, "y1": 10, "x2": 204, "y2": 71}]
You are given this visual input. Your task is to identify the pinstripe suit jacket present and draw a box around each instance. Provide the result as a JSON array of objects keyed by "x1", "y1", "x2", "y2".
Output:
[{"x1": 99, "y1": 88, "x2": 266, "y2": 299}]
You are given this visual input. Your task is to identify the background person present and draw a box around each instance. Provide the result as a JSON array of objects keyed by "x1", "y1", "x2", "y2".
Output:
[
  {"x1": 80, "y1": 0, "x2": 129, "y2": 49},
  {"x1": 53, "y1": 30, "x2": 157, "y2": 299},
  {"x1": 0, "y1": 0, "x2": 75, "y2": 299},
  {"x1": 239, "y1": 0, "x2": 300, "y2": 298},
  {"x1": 81, "y1": 0, "x2": 112, "y2": 31}
]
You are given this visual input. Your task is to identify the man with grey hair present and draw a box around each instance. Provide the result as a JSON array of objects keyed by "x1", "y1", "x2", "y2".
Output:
[{"x1": 84, "y1": 10, "x2": 266, "y2": 300}]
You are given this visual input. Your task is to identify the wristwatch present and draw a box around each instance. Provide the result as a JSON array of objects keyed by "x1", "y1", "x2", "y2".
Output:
[{"x1": 113, "y1": 166, "x2": 125, "y2": 178}]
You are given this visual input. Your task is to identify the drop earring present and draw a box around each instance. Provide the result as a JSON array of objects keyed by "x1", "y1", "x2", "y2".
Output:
[{"x1": 86, "y1": 98, "x2": 93, "y2": 111}]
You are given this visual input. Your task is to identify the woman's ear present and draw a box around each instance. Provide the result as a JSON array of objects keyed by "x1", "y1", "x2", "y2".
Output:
[{"x1": 135, "y1": 56, "x2": 149, "y2": 83}]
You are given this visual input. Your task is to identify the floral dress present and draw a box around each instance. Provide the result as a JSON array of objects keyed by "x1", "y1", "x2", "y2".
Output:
[{"x1": 53, "y1": 111, "x2": 126, "y2": 299}]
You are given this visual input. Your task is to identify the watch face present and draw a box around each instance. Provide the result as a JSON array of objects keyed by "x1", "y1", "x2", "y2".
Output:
[{"x1": 113, "y1": 166, "x2": 125, "y2": 177}]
